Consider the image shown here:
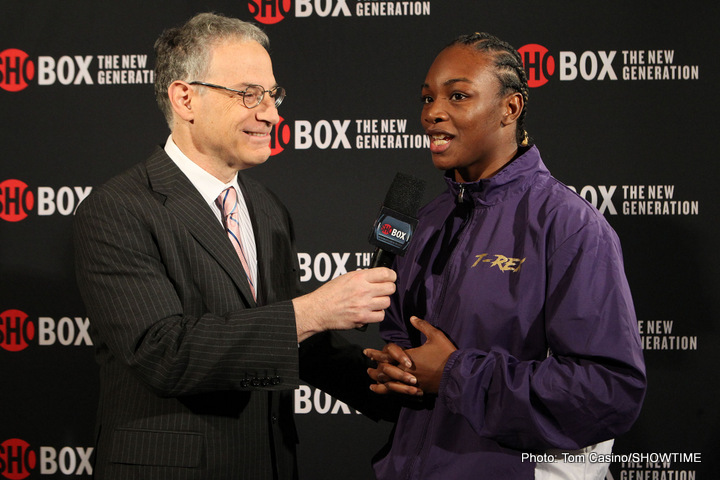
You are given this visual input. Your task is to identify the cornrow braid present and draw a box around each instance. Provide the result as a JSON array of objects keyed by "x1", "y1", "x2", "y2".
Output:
[{"x1": 447, "y1": 33, "x2": 530, "y2": 147}]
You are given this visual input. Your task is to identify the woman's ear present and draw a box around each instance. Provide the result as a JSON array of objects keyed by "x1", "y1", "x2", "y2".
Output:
[{"x1": 502, "y1": 92, "x2": 524, "y2": 126}]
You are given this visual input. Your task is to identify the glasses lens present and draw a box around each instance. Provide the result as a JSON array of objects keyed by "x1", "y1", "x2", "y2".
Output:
[
  {"x1": 271, "y1": 87, "x2": 285, "y2": 108},
  {"x1": 242, "y1": 85, "x2": 264, "y2": 108}
]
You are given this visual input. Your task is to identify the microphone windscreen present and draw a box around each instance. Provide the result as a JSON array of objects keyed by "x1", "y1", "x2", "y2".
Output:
[
  {"x1": 383, "y1": 172, "x2": 426, "y2": 217},
  {"x1": 368, "y1": 173, "x2": 426, "y2": 257}
]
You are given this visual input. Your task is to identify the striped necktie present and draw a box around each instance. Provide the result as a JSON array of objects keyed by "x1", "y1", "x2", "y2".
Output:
[{"x1": 216, "y1": 187, "x2": 256, "y2": 300}]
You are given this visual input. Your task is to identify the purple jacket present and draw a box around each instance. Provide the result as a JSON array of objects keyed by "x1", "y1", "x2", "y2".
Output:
[{"x1": 374, "y1": 146, "x2": 646, "y2": 479}]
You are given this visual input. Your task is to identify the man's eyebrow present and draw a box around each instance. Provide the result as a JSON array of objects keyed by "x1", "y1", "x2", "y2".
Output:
[{"x1": 231, "y1": 82, "x2": 280, "y2": 89}]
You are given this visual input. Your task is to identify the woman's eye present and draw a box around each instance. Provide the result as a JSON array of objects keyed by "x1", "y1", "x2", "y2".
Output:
[
  {"x1": 421, "y1": 95, "x2": 433, "y2": 104},
  {"x1": 450, "y1": 92, "x2": 467, "y2": 101}
]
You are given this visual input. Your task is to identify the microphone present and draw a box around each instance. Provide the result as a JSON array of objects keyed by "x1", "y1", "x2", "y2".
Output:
[
  {"x1": 368, "y1": 172, "x2": 426, "y2": 268},
  {"x1": 357, "y1": 173, "x2": 425, "y2": 332}
]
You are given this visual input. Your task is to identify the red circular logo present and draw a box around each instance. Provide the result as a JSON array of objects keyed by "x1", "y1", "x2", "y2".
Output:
[
  {"x1": 0, "y1": 49, "x2": 35, "y2": 92},
  {"x1": 518, "y1": 44, "x2": 555, "y2": 88},
  {"x1": 248, "y1": 0, "x2": 292, "y2": 24},
  {"x1": 0, "y1": 310, "x2": 35, "y2": 352},
  {"x1": 0, "y1": 438, "x2": 36, "y2": 480},
  {"x1": 0, "y1": 180, "x2": 35, "y2": 222},
  {"x1": 381, "y1": 223, "x2": 392, "y2": 235},
  {"x1": 270, "y1": 115, "x2": 291, "y2": 156}
]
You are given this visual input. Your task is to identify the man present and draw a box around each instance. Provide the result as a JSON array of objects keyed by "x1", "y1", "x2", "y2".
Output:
[{"x1": 73, "y1": 12, "x2": 395, "y2": 479}]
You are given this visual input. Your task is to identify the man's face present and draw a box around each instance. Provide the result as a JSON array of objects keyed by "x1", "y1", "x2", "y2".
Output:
[{"x1": 189, "y1": 39, "x2": 280, "y2": 171}]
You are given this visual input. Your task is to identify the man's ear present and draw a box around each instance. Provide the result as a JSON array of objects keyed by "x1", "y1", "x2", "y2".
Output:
[{"x1": 168, "y1": 81, "x2": 194, "y2": 122}]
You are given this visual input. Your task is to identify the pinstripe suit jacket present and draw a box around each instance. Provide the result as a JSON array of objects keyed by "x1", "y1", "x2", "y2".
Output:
[{"x1": 74, "y1": 147, "x2": 304, "y2": 480}]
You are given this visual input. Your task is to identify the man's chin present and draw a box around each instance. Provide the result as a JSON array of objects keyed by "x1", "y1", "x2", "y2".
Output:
[{"x1": 235, "y1": 151, "x2": 271, "y2": 170}]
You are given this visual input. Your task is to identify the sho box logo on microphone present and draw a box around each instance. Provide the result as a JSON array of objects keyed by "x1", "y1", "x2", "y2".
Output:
[{"x1": 369, "y1": 207, "x2": 417, "y2": 256}]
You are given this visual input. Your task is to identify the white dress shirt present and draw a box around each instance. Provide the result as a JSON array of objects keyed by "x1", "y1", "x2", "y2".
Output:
[{"x1": 164, "y1": 135, "x2": 258, "y2": 286}]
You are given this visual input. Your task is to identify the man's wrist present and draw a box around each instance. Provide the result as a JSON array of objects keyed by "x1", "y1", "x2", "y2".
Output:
[{"x1": 293, "y1": 295, "x2": 323, "y2": 342}]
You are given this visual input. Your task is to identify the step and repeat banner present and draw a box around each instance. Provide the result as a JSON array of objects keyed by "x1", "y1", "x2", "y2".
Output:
[{"x1": 1, "y1": 1, "x2": 718, "y2": 479}]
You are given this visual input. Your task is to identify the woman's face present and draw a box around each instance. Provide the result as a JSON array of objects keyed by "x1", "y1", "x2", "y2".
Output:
[{"x1": 421, "y1": 45, "x2": 519, "y2": 182}]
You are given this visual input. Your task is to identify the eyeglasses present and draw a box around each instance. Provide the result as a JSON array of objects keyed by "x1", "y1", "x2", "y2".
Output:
[{"x1": 189, "y1": 81, "x2": 286, "y2": 109}]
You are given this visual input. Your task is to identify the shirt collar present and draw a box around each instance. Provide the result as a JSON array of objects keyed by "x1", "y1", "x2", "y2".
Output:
[{"x1": 163, "y1": 134, "x2": 240, "y2": 210}]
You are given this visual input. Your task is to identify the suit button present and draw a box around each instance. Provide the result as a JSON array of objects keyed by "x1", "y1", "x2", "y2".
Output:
[{"x1": 271, "y1": 414, "x2": 278, "y2": 424}]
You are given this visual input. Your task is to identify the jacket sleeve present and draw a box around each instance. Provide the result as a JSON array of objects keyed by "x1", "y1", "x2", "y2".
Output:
[
  {"x1": 386, "y1": 218, "x2": 647, "y2": 451},
  {"x1": 73, "y1": 185, "x2": 301, "y2": 398}
]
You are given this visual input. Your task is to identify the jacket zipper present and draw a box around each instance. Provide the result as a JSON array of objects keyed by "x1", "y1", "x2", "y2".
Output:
[
  {"x1": 432, "y1": 189, "x2": 474, "y2": 325},
  {"x1": 403, "y1": 410, "x2": 433, "y2": 480},
  {"x1": 404, "y1": 188, "x2": 475, "y2": 479}
]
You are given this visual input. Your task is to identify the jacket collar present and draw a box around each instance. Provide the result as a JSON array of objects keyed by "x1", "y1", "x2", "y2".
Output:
[
  {"x1": 145, "y1": 147, "x2": 258, "y2": 307},
  {"x1": 443, "y1": 145, "x2": 548, "y2": 206}
]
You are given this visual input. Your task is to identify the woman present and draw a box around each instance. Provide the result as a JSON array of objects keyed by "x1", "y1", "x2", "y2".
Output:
[{"x1": 364, "y1": 33, "x2": 647, "y2": 479}]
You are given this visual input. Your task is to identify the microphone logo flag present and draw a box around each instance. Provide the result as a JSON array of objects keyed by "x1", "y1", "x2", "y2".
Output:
[{"x1": 369, "y1": 207, "x2": 417, "y2": 256}]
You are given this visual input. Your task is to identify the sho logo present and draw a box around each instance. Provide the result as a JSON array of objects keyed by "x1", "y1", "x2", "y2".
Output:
[
  {"x1": 0, "y1": 180, "x2": 34, "y2": 222},
  {"x1": 1, "y1": 51, "x2": 94, "y2": 89},
  {"x1": 518, "y1": 44, "x2": 555, "y2": 88},
  {"x1": 270, "y1": 117, "x2": 422, "y2": 154},
  {"x1": 0, "y1": 49, "x2": 36, "y2": 92},
  {"x1": 0, "y1": 310, "x2": 93, "y2": 352},
  {"x1": 248, "y1": 0, "x2": 292, "y2": 24},
  {"x1": 0, "y1": 439, "x2": 93, "y2": 478},
  {"x1": 0, "y1": 180, "x2": 92, "y2": 222},
  {"x1": 518, "y1": 44, "x2": 618, "y2": 87},
  {"x1": 269, "y1": 118, "x2": 352, "y2": 155},
  {"x1": 372, "y1": 212, "x2": 413, "y2": 252},
  {"x1": 0, "y1": 438, "x2": 36, "y2": 480},
  {"x1": 269, "y1": 115, "x2": 291, "y2": 156},
  {"x1": 0, "y1": 310, "x2": 34, "y2": 352},
  {"x1": 248, "y1": 0, "x2": 351, "y2": 24}
]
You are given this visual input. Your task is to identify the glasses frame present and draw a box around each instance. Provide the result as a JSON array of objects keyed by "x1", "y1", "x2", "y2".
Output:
[{"x1": 189, "y1": 81, "x2": 285, "y2": 109}]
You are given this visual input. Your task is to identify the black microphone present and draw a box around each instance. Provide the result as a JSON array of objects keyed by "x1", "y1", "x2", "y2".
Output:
[
  {"x1": 368, "y1": 172, "x2": 426, "y2": 268},
  {"x1": 356, "y1": 172, "x2": 425, "y2": 332},
  {"x1": 357, "y1": 173, "x2": 425, "y2": 332}
]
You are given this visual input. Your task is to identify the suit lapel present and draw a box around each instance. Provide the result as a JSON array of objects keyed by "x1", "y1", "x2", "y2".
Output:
[
  {"x1": 237, "y1": 173, "x2": 268, "y2": 306},
  {"x1": 145, "y1": 148, "x2": 258, "y2": 307}
]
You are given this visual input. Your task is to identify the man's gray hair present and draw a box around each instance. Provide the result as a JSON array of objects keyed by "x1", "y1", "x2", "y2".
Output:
[{"x1": 153, "y1": 12, "x2": 269, "y2": 127}]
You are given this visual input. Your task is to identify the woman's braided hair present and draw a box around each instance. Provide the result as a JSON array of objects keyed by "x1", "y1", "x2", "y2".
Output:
[{"x1": 447, "y1": 33, "x2": 530, "y2": 147}]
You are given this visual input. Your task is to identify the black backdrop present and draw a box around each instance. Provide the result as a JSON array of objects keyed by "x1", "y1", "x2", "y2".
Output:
[{"x1": 2, "y1": 1, "x2": 719, "y2": 478}]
